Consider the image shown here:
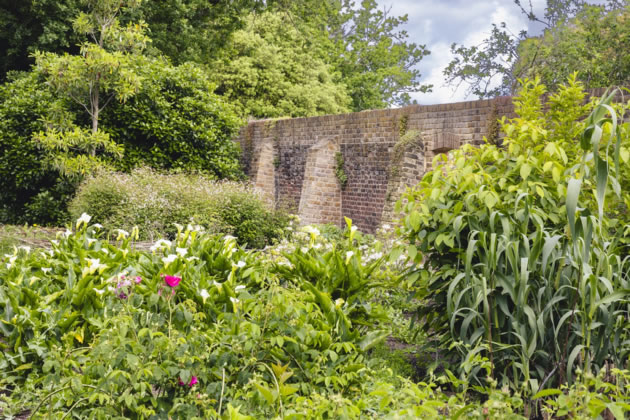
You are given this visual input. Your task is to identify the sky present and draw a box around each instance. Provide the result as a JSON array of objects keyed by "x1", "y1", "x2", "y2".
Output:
[{"x1": 376, "y1": 0, "x2": 602, "y2": 105}]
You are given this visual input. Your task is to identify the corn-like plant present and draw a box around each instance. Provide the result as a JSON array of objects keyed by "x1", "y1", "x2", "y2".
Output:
[{"x1": 401, "y1": 77, "x2": 630, "y2": 400}]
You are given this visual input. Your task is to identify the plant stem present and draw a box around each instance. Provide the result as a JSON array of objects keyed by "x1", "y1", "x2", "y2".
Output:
[
  {"x1": 218, "y1": 368, "x2": 226, "y2": 415},
  {"x1": 61, "y1": 397, "x2": 89, "y2": 419}
]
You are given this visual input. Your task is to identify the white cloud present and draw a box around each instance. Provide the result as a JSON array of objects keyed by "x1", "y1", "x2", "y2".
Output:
[{"x1": 375, "y1": 0, "x2": 555, "y2": 104}]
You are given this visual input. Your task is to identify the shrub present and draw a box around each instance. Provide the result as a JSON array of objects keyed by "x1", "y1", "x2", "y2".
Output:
[
  {"x1": 0, "y1": 71, "x2": 76, "y2": 225},
  {"x1": 0, "y1": 60, "x2": 243, "y2": 226},
  {"x1": 1, "y1": 221, "x2": 626, "y2": 417},
  {"x1": 69, "y1": 168, "x2": 289, "y2": 248},
  {"x1": 400, "y1": 77, "x2": 630, "y2": 399},
  {"x1": 102, "y1": 60, "x2": 243, "y2": 179}
]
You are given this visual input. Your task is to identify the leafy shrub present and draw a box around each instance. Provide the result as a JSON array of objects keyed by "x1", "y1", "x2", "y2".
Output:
[
  {"x1": 0, "y1": 60, "x2": 243, "y2": 226},
  {"x1": 274, "y1": 219, "x2": 393, "y2": 332},
  {"x1": 69, "y1": 168, "x2": 289, "y2": 248},
  {"x1": 400, "y1": 77, "x2": 630, "y2": 401},
  {"x1": 0, "y1": 71, "x2": 76, "y2": 225},
  {"x1": 102, "y1": 60, "x2": 243, "y2": 179},
  {"x1": 0, "y1": 218, "x2": 628, "y2": 418}
]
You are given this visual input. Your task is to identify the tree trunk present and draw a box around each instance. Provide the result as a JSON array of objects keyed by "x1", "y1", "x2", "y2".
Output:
[{"x1": 91, "y1": 74, "x2": 100, "y2": 157}]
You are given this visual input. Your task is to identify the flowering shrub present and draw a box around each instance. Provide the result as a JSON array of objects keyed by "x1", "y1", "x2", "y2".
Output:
[
  {"x1": 0, "y1": 218, "x2": 388, "y2": 417},
  {"x1": 69, "y1": 168, "x2": 290, "y2": 247}
]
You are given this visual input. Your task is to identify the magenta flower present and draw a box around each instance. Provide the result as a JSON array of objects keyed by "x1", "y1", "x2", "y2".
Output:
[
  {"x1": 178, "y1": 376, "x2": 198, "y2": 387},
  {"x1": 163, "y1": 275, "x2": 181, "y2": 288},
  {"x1": 135, "y1": 276, "x2": 142, "y2": 284}
]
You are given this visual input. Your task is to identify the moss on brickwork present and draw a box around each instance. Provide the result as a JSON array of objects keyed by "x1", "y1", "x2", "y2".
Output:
[{"x1": 334, "y1": 151, "x2": 347, "y2": 189}]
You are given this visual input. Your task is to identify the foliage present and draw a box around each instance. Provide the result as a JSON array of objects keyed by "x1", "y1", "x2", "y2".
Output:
[
  {"x1": 2, "y1": 216, "x2": 625, "y2": 417},
  {"x1": 274, "y1": 218, "x2": 392, "y2": 332},
  {"x1": 314, "y1": 0, "x2": 432, "y2": 110},
  {"x1": 400, "y1": 78, "x2": 630, "y2": 399},
  {"x1": 69, "y1": 169, "x2": 289, "y2": 248},
  {"x1": 539, "y1": 368, "x2": 630, "y2": 419},
  {"x1": 0, "y1": 0, "x2": 81, "y2": 80},
  {"x1": 210, "y1": 12, "x2": 351, "y2": 119},
  {"x1": 0, "y1": 0, "x2": 325, "y2": 79},
  {"x1": 0, "y1": 0, "x2": 430, "y2": 114},
  {"x1": 517, "y1": 5, "x2": 630, "y2": 91},
  {"x1": 444, "y1": 22, "x2": 524, "y2": 99},
  {"x1": 0, "y1": 71, "x2": 76, "y2": 225},
  {"x1": 444, "y1": 0, "x2": 627, "y2": 98},
  {"x1": 0, "y1": 222, "x2": 365, "y2": 417},
  {"x1": 0, "y1": 58, "x2": 242, "y2": 225},
  {"x1": 101, "y1": 60, "x2": 243, "y2": 178},
  {"x1": 32, "y1": 0, "x2": 148, "y2": 177},
  {"x1": 334, "y1": 152, "x2": 348, "y2": 188}
]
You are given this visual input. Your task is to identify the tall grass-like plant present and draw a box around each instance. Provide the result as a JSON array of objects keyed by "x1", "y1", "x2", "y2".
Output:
[{"x1": 401, "y1": 76, "x2": 630, "y2": 399}]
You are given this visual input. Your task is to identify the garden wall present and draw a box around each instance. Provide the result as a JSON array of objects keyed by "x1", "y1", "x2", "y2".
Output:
[
  {"x1": 236, "y1": 87, "x2": 614, "y2": 232},
  {"x1": 235, "y1": 95, "x2": 515, "y2": 232}
]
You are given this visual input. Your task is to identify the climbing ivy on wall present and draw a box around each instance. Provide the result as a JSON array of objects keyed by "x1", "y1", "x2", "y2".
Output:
[{"x1": 334, "y1": 152, "x2": 348, "y2": 188}]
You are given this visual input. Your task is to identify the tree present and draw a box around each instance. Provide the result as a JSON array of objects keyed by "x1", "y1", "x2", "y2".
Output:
[
  {"x1": 0, "y1": 0, "x2": 430, "y2": 111},
  {"x1": 517, "y1": 5, "x2": 630, "y2": 89},
  {"x1": 0, "y1": 0, "x2": 319, "y2": 80},
  {"x1": 0, "y1": 72, "x2": 76, "y2": 225},
  {"x1": 33, "y1": 0, "x2": 148, "y2": 176},
  {"x1": 316, "y1": 0, "x2": 432, "y2": 110},
  {"x1": 209, "y1": 12, "x2": 351, "y2": 118},
  {"x1": 0, "y1": 0, "x2": 81, "y2": 80},
  {"x1": 444, "y1": 0, "x2": 627, "y2": 98}
]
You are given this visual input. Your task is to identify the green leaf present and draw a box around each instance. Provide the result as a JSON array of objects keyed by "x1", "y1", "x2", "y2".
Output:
[
  {"x1": 566, "y1": 178, "x2": 582, "y2": 239},
  {"x1": 532, "y1": 389, "x2": 562, "y2": 399},
  {"x1": 255, "y1": 383, "x2": 276, "y2": 405},
  {"x1": 520, "y1": 163, "x2": 532, "y2": 180},
  {"x1": 408, "y1": 210, "x2": 421, "y2": 231},
  {"x1": 407, "y1": 244, "x2": 417, "y2": 261}
]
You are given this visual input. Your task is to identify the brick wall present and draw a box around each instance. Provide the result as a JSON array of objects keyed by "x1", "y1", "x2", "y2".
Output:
[{"x1": 234, "y1": 95, "x2": 517, "y2": 232}]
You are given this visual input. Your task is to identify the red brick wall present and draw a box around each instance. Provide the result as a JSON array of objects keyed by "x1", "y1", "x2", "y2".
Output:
[{"x1": 234, "y1": 96, "x2": 517, "y2": 232}]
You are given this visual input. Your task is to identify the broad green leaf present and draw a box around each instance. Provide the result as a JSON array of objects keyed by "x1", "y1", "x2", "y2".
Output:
[{"x1": 520, "y1": 163, "x2": 532, "y2": 180}]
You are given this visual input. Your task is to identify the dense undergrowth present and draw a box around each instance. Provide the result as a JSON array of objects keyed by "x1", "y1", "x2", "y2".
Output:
[
  {"x1": 0, "y1": 218, "x2": 628, "y2": 419},
  {"x1": 399, "y1": 77, "x2": 630, "y2": 416}
]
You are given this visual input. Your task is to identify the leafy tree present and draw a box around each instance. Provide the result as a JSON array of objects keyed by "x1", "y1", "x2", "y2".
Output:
[
  {"x1": 517, "y1": 5, "x2": 630, "y2": 89},
  {"x1": 315, "y1": 0, "x2": 432, "y2": 110},
  {"x1": 0, "y1": 72, "x2": 76, "y2": 225},
  {"x1": 209, "y1": 12, "x2": 351, "y2": 119},
  {"x1": 0, "y1": 59, "x2": 243, "y2": 225},
  {"x1": 444, "y1": 23, "x2": 524, "y2": 98},
  {"x1": 444, "y1": 0, "x2": 627, "y2": 98},
  {"x1": 0, "y1": 0, "x2": 81, "y2": 80},
  {"x1": 0, "y1": 0, "x2": 319, "y2": 79},
  {"x1": 32, "y1": 0, "x2": 149, "y2": 176},
  {"x1": 0, "y1": 0, "x2": 430, "y2": 112}
]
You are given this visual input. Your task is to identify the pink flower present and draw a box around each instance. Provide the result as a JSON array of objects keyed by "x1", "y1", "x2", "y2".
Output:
[
  {"x1": 135, "y1": 276, "x2": 142, "y2": 284},
  {"x1": 178, "y1": 376, "x2": 198, "y2": 387},
  {"x1": 163, "y1": 275, "x2": 181, "y2": 288}
]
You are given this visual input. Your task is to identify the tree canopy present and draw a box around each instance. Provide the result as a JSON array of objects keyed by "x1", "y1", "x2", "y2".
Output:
[
  {"x1": 444, "y1": 0, "x2": 629, "y2": 98},
  {"x1": 210, "y1": 12, "x2": 351, "y2": 119},
  {"x1": 0, "y1": 0, "x2": 430, "y2": 114}
]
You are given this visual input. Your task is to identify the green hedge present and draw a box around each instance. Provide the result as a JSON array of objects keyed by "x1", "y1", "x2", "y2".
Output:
[{"x1": 69, "y1": 168, "x2": 289, "y2": 248}]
